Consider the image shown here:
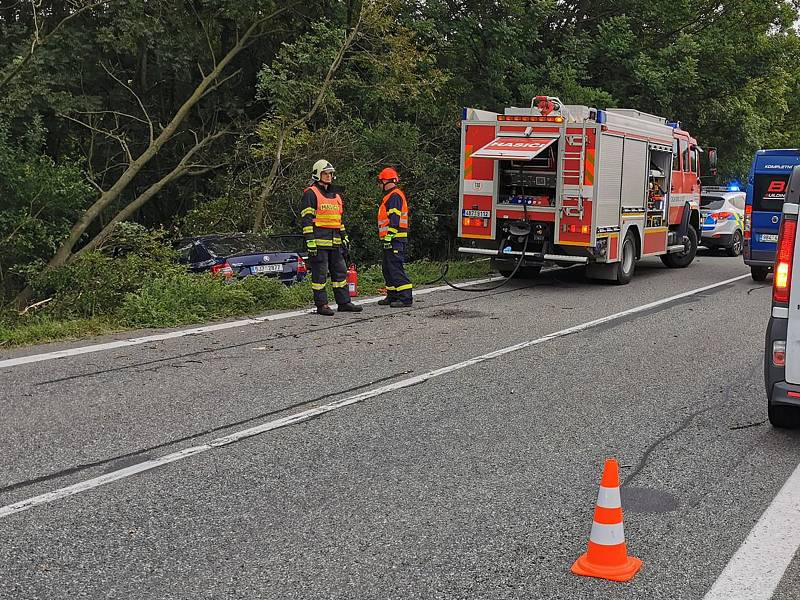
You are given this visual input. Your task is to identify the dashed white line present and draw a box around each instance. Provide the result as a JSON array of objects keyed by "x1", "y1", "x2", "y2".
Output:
[
  {"x1": 703, "y1": 462, "x2": 800, "y2": 600},
  {"x1": 0, "y1": 273, "x2": 748, "y2": 519}
]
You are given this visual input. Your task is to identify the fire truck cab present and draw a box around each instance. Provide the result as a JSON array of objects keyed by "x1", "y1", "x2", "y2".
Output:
[{"x1": 457, "y1": 97, "x2": 702, "y2": 284}]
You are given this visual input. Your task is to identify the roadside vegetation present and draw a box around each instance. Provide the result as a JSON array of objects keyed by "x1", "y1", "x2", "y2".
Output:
[
  {"x1": 1, "y1": 0, "x2": 799, "y2": 345},
  {"x1": 0, "y1": 223, "x2": 490, "y2": 347}
]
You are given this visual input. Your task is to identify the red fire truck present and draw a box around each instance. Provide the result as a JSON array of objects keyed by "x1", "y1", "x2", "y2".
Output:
[{"x1": 457, "y1": 96, "x2": 712, "y2": 283}]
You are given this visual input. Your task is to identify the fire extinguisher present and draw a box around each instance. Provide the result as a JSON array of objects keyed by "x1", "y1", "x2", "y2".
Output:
[{"x1": 347, "y1": 264, "x2": 358, "y2": 297}]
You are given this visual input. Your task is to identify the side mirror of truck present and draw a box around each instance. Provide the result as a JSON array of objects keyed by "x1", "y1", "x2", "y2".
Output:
[{"x1": 707, "y1": 147, "x2": 718, "y2": 177}]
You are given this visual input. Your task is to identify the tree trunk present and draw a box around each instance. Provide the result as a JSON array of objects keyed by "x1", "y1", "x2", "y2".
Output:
[
  {"x1": 45, "y1": 8, "x2": 286, "y2": 269},
  {"x1": 13, "y1": 5, "x2": 293, "y2": 309}
]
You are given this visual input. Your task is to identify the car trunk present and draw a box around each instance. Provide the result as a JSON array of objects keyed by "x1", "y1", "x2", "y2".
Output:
[{"x1": 227, "y1": 252, "x2": 298, "y2": 279}]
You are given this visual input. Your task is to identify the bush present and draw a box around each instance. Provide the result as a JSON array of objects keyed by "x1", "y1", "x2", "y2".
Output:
[
  {"x1": 122, "y1": 273, "x2": 257, "y2": 328},
  {"x1": 31, "y1": 223, "x2": 184, "y2": 318}
]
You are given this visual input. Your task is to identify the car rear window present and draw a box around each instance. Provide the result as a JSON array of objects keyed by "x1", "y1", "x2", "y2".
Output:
[
  {"x1": 753, "y1": 173, "x2": 790, "y2": 212},
  {"x1": 701, "y1": 196, "x2": 725, "y2": 210},
  {"x1": 206, "y1": 234, "x2": 304, "y2": 256}
]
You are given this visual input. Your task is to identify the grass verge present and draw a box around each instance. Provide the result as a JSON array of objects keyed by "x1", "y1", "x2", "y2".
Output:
[{"x1": 1, "y1": 259, "x2": 491, "y2": 349}]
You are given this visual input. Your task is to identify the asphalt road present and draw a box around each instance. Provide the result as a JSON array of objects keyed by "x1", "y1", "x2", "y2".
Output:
[{"x1": 2, "y1": 251, "x2": 799, "y2": 600}]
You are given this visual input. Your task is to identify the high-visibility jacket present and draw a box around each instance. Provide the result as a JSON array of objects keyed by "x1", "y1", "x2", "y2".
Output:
[
  {"x1": 378, "y1": 188, "x2": 409, "y2": 240},
  {"x1": 300, "y1": 183, "x2": 347, "y2": 248}
]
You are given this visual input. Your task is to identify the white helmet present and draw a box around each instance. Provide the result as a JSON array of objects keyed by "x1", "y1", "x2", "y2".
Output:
[{"x1": 311, "y1": 159, "x2": 336, "y2": 181}]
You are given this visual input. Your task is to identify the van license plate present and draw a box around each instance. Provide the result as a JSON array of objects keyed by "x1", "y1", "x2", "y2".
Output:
[{"x1": 760, "y1": 234, "x2": 779, "y2": 243}]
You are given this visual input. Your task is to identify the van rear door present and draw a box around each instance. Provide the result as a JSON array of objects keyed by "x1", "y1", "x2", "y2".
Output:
[
  {"x1": 751, "y1": 172, "x2": 790, "y2": 253},
  {"x1": 786, "y1": 203, "x2": 800, "y2": 385}
]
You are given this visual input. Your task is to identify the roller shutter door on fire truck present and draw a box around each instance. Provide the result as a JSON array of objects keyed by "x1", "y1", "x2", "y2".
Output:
[
  {"x1": 621, "y1": 139, "x2": 648, "y2": 211},
  {"x1": 596, "y1": 136, "x2": 624, "y2": 228}
]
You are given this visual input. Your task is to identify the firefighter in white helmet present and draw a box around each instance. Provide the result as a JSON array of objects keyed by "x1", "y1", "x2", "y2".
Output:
[{"x1": 300, "y1": 160, "x2": 363, "y2": 316}]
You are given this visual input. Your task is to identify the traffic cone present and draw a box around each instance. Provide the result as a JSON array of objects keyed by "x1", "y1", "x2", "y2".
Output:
[{"x1": 571, "y1": 458, "x2": 642, "y2": 582}]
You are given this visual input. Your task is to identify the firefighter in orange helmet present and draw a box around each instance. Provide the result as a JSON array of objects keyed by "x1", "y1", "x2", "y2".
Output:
[
  {"x1": 376, "y1": 167, "x2": 412, "y2": 307},
  {"x1": 300, "y1": 159, "x2": 363, "y2": 316}
]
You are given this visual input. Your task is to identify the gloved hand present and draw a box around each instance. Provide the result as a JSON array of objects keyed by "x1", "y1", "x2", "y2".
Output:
[{"x1": 342, "y1": 233, "x2": 351, "y2": 247}]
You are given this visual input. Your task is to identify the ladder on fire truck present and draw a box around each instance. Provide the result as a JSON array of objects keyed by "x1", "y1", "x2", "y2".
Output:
[{"x1": 559, "y1": 118, "x2": 588, "y2": 219}]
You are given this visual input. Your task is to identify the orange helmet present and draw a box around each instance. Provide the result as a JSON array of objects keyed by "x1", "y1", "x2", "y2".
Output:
[{"x1": 377, "y1": 167, "x2": 399, "y2": 183}]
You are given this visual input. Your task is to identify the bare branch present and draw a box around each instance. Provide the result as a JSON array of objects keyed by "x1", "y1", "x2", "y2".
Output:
[
  {"x1": 101, "y1": 61, "x2": 154, "y2": 143},
  {"x1": 32, "y1": 1, "x2": 300, "y2": 291},
  {"x1": 72, "y1": 129, "x2": 229, "y2": 257},
  {"x1": 58, "y1": 113, "x2": 133, "y2": 164},
  {"x1": 190, "y1": 2, "x2": 217, "y2": 68},
  {"x1": 19, "y1": 297, "x2": 53, "y2": 316},
  {"x1": 200, "y1": 68, "x2": 243, "y2": 99},
  {"x1": 76, "y1": 109, "x2": 151, "y2": 127},
  {"x1": 252, "y1": 5, "x2": 366, "y2": 232}
]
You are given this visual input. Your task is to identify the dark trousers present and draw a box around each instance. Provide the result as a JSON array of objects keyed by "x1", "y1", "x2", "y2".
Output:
[
  {"x1": 310, "y1": 247, "x2": 350, "y2": 307},
  {"x1": 382, "y1": 242, "x2": 412, "y2": 304}
]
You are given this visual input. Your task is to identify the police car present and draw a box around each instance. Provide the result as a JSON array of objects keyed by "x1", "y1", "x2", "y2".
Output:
[
  {"x1": 699, "y1": 186, "x2": 745, "y2": 256},
  {"x1": 765, "y1": 166, "x2": 800, "y2": 428}
]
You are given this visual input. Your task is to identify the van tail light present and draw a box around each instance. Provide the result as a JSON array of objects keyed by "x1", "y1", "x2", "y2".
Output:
[
  {"x1": 773, "y1": 217, "x2": 797, "y2": 303},
  {"x1": 744, "y1": 205, "x2": 752, "y2": 240},
  {"x1": 210, "y1": 261, "x2": 234, "y2": 278},
  {"x1": 296, "y1": 255, "x2": 307, "y2": 274},
  {"x1": 773, "y1": 340, "x2": 786, "y2": 367}
]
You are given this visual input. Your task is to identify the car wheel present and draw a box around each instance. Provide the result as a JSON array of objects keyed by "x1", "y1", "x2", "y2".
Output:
[
  {"x1": 751, "y1": 266, "x2": 770, "y2": 282},
  {"x1": 660, "y1": 226, "x2": 698, "y2": 268},
  {"x1": 614, "y1": 232, "x2": 636, "y2": 285},
  {"x1": 726, "y1": 230, "x2": 743, "y2": 257},
  {"x1": 768, "y1": 402, "x2": 800, "y2": 429}
]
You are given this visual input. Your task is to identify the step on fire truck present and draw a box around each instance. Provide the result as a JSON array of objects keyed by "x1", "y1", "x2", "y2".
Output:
[{"x1": 457, "y1": 96, "x2": 712, "y2": 283}]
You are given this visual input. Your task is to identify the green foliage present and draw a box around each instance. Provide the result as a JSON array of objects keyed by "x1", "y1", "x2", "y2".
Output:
[
  {"x1": 122, "y1": 273, "x2": 257, "y2": 328},
  {"x1": 1, "y1": 258, "x2": 491, "y2": 346},
  {"x1": 0, "y1": 123, "x2": 93, "y2": 298},
  {"x1": 31, "y1": 224, "x2": 183, "y2": 318},
  {"x1": 3, "y1": 0, "x2": 800, "y2": 310}
]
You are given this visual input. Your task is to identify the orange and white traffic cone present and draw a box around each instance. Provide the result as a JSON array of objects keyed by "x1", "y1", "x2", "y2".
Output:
[{"x1": 571, "y1": 458, "x2": 642, "y2": 582}]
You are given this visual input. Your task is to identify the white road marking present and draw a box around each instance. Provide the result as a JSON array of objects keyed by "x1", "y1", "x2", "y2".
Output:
[
  {"x1": 0, "y1": 273, "x2": 748, "y2": 519},
  {"x1": 703, "y1": 462, "x2": 800, "y2": 600},
  {"x1": 0, "y1": 276, "x2": 503, "y2": 370}
]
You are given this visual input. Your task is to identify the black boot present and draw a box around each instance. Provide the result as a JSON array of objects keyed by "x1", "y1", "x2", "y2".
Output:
[
  {"x1": 338, "y1": 302, "x2": 363, "y2": 313},
  {"x1": 316, "y1": 305, "x2": 335, "y2": 316},
  {"x1": 377, "y1": 298, "x2": 391, "y2": 306},
  {"x1": 390, "y1": 301, "x2": 412, "y2": 308}
]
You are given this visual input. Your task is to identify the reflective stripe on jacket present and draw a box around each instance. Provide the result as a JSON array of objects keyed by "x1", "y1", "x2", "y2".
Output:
[{"x1": 378, "y1": 189, "x2": 409, "y2": 239}]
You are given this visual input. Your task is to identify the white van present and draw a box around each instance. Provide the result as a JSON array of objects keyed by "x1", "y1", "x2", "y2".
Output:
[{"x1": 764, "y1": 166, "x2": 800, "y2": 427}]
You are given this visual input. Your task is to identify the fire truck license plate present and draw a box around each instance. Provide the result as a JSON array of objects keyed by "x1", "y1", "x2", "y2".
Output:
[
  {"x1": 760, "y1": 234, "x2": 779, "y2": 243},
  {"x1": 463, "y1": 210, "x2": 490, "y2": 218}
]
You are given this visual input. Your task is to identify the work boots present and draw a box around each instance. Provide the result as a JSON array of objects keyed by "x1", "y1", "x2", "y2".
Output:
[
  {"x1": 338, "y1": 302, "x2": 363, "y2": 313},
  {"x1": 316, "y1": 305, "x2": 335, "y2": 316},
  {"x1": 377, "y1": 298, "x2": 392, "y2": 306},
  {"x1": 390, "y1": 301, "x2": 413, "y2": 308}
]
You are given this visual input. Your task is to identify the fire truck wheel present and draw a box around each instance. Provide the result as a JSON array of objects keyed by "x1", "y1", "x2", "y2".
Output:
[
  {"x1": 660, "y1": 226, "x2": 698, "y2": 269},
  {"x1": 615, "y1": 233, "x2": 636, "y2": 285}
]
